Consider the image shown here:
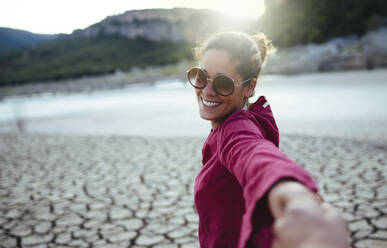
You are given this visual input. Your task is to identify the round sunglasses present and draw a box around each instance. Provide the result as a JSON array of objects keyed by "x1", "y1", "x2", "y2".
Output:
[{"x1": 187, "y1": 67, "x2": 254, "y2": 96}]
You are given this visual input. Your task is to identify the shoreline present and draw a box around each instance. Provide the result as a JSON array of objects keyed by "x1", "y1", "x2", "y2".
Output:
[
  {"x1": 0, "y1": 69, "x2": 386, "y2": 146},
  {"x1": 1, "y1": 66, "x2": 386, "y2": 100},
  {"x1": 0, "y1": 61, "x2": 191, "y2": 100}
]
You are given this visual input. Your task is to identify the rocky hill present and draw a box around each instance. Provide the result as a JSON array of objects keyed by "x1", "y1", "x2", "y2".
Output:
[
  {"x1": 1, "y1": 8, "x2": 256, "y2": 86},
  {"x1": 72, "y1": 8, "x2": 256, "y2": 42}
]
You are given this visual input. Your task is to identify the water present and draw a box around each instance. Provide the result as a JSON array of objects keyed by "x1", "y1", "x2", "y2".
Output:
[{"x1": 1, "y1": 70, "x2": 386, "y2": 142}]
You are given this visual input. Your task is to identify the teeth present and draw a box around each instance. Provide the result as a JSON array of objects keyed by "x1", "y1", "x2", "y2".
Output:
[{"x1": 202, "y1": 98, "x2": 221, "y2": 107}]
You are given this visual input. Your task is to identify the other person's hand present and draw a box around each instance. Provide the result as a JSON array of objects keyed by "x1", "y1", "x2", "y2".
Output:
[{"x1": 272, "y1": 202, "x2": 350, "y2": 248}]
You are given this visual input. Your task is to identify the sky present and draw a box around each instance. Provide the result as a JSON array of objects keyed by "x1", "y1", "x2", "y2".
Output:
[{"x1": 0, "y1": 0, "x2": 265, "y2": 34}]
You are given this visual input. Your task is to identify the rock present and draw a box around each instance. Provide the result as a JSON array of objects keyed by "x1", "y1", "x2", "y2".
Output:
[
  {"x1": 107, "y1": 231, "x2": 136, "y2": 243},
  {"x1": 168, "y1": 228, "x2": 192, "y2": 239},
  {"x1": 355, "y1": 239, "x2": 387, "y2": 248},
  {"x1": 55, "y1": 232, "x2": 71, "y2": 244},
  {"x1": 0, "y1": 236, "x2": 17, "y2": 248},
  {"x1": 99, "y1": 223, "x2": 125, "y2": 237},
  {"x1": 83, "y1": 219, "x2": 102, "y2": 229},
  {"x1": 371, "y1": 216, "x2": 387, "y2": 229},
  {"x1": 109, "y1": 207, "x2": 132, "y2": 220},
  {"x1": 369, "y1": 230, "x2": 387, "y2": 240},
  {"x1": 56, "y1": 214, "x2": 83, "y2": 227},
  {"x1": 72, "y1": 229, "x2": 97, "y2": 239},
  {"x1": 11, "y1": 224, "x2": 32, "y2": 236},
  {"x1": 116, "y1": 218, "x2": 143, "y2": 230},
  {"x1": 154, "y1": 243, "x2": 179, "y2": 248},
  {"x1": 5, "y1": 208, "x2": 23, "y2": 219},
  {"x1": 35, "y1": 222, "x2": 52, "y2": 234},
  {"x1": 180, "y1": 243, "x2": 200, "y2": 248},
  {"x1": 185, "y1": 213, "x2": 199, "y2": 223},
  {"x1": 67, "y1": 239, "x2": 89, "y2": 247},
  {"x1": 22, "y1": 234, "x2": 50, "y2": 246},
  {"x1": 136, "y1": 234, "x2": 164, "y2": 246},
  {"x1": 83, "y1": 210, "x2": 107, "y2": 220}
]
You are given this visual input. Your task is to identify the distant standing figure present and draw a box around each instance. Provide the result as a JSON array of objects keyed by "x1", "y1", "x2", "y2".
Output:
[
  {"x1": 187, "y1": 31, "x2": 350, "y2": 248},
  {"x1": 12, "y1": 101, "x2": 26, "y2": 133}
]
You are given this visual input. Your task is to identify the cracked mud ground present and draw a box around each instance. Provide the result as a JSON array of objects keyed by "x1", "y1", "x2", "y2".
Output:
[{"x1": 0, "y1": 134, "x2": 386, "y2": 248}]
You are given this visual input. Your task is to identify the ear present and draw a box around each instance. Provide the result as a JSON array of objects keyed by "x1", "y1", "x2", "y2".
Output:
[{"x1": 244, "y1": 78, "x2": 257, "y2": 98}]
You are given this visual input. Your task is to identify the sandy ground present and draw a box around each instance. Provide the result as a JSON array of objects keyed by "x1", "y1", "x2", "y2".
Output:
[{"x1": 0, "y1": 133, "x2": 386, "y2": 248}]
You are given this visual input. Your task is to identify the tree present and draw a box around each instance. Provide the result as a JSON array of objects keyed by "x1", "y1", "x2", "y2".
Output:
[{"x1": 259, "y1": 0, "x2": 387, "y2": 47}]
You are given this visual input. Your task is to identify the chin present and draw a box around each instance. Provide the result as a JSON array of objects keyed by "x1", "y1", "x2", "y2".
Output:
[
  {"x1": 199, "y1": 112, "x2": 215, "y2": 121},
  {"x1": 198, "y1": 109, "x2": 219, "y2": 121}
]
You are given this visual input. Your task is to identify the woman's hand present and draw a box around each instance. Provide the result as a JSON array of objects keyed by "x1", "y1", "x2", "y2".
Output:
[{"x1": 269, "y1": 181, "x2": 350, "y2": 248}]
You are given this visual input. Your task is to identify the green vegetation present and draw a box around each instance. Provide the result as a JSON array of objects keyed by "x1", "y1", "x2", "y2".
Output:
[
  {"x1": 260, "y1": 0, "x2": 387, "y2": 47},
  {"x1": 0, "y1": 35, "x2": 193, "y2": 86}
]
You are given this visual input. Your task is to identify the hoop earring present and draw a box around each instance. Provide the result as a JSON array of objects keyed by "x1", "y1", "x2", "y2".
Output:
[{"x1": 243, "y1": 99, "x2": 249, "y2": 110}]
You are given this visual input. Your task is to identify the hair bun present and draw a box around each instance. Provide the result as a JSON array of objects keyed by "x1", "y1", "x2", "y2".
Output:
[
  {"x1": 251, "y1": 33, "x2": 275, "y2": 64},
  {"x1": 194, "y1": 31, "x2": 274, "y2": 80}
]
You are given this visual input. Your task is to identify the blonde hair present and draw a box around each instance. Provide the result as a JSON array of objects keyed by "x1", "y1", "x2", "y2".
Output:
[{"x1": 194, "y1": 31, "x2": 274, "y2": 81}]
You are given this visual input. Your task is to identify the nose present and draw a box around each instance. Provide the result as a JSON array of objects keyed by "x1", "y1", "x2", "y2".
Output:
[{"x1": 201, "y1": 79, "x2": 217, "y2": 96}]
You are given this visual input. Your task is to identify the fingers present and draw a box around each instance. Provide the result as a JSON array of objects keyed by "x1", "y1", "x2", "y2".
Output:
[
  {"x1": 272, "y1": 202, "x2": 351, "y2": 248},
  {"x1": 321, "y1": 202, "x2": 351, "y2": 246},
  {"x1": 321, "y1": 202, "x2": 349, "y2": 230},
  {"x1": 272, "y1": 207, "x2": 305, "y2": 248}
]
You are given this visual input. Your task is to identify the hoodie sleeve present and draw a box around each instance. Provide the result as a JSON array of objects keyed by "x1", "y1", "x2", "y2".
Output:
[{"x1": 217, "y1": 113, "x2": 318, "y2": 248}]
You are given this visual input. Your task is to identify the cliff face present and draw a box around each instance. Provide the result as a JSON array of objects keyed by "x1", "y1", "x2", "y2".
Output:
[
  {"x1": 264, "y1": 27, "x2": 387, "y2": 74},
  {"x1": 72, "y1": 8, "x2": 256, "y2": 42}
]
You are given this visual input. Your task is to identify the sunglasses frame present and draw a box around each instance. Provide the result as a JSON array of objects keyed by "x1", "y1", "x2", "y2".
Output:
[{"x1": 187, "y1": 67, "x2": 254, "y2": 96}]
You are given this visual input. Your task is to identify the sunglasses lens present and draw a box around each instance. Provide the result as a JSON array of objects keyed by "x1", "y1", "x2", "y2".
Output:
[
  {"x1": 214, "y1": 75, "x2": 234, "y2": 96},
  {"x1": 188, "y1": 68, "x2": 206, "y2": 88}
]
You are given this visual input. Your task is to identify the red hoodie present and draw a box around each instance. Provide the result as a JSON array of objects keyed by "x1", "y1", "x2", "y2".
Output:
[{"x1": 194, "y1": 96, "x2": 318, "y2": 248}]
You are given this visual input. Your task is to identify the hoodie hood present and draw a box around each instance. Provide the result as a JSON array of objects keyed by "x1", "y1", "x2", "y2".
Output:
[{"x1": 248, "y1": 96, "x2": 279, "y2": 147}]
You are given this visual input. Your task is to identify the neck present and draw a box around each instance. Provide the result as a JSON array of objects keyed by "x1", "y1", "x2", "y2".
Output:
[{"x1": 211, "y1": 121, "x2": 219, "y2": 130}]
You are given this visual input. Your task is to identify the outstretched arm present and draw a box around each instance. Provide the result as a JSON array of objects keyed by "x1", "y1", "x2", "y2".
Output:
[{"x1": 268, "y1": 181, "x2": 350, "y2": 248}]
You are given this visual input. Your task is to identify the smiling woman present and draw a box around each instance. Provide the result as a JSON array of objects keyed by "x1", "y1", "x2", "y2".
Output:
[{"x1": 188, "y1": 31, "x2": 350, "y2": 248}]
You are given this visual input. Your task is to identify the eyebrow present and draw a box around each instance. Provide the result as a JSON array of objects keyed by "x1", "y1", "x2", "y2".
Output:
[{"x1": 201, "y1": 68, "x2": 230, "y2": 78}]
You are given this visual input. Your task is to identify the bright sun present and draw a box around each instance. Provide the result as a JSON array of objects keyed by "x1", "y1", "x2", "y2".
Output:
[
  {"x1": 213, "y1": 1, "x2": 265, "y2": 20},
  {"x1": 171, "y1": 0, "x2": 266, "y2": 20}
]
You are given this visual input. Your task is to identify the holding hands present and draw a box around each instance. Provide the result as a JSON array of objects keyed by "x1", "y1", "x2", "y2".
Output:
[{"x1": 269, "y1": 181, "x2": 350, "y2": 248}]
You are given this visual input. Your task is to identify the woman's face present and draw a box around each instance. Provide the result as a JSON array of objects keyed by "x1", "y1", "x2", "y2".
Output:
[{"x1": 196, "y1": 49, "x2": 255, "y2": 129}]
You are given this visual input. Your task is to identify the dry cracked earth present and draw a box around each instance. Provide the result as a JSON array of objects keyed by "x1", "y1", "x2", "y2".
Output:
[{"x1": 0, "y1": 134, "x2": 386, "y2": 248}]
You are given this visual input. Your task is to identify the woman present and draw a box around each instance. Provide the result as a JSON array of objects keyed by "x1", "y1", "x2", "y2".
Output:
[{"x1": 188, "y1": 32, "x2": 349, "y2": 248}]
